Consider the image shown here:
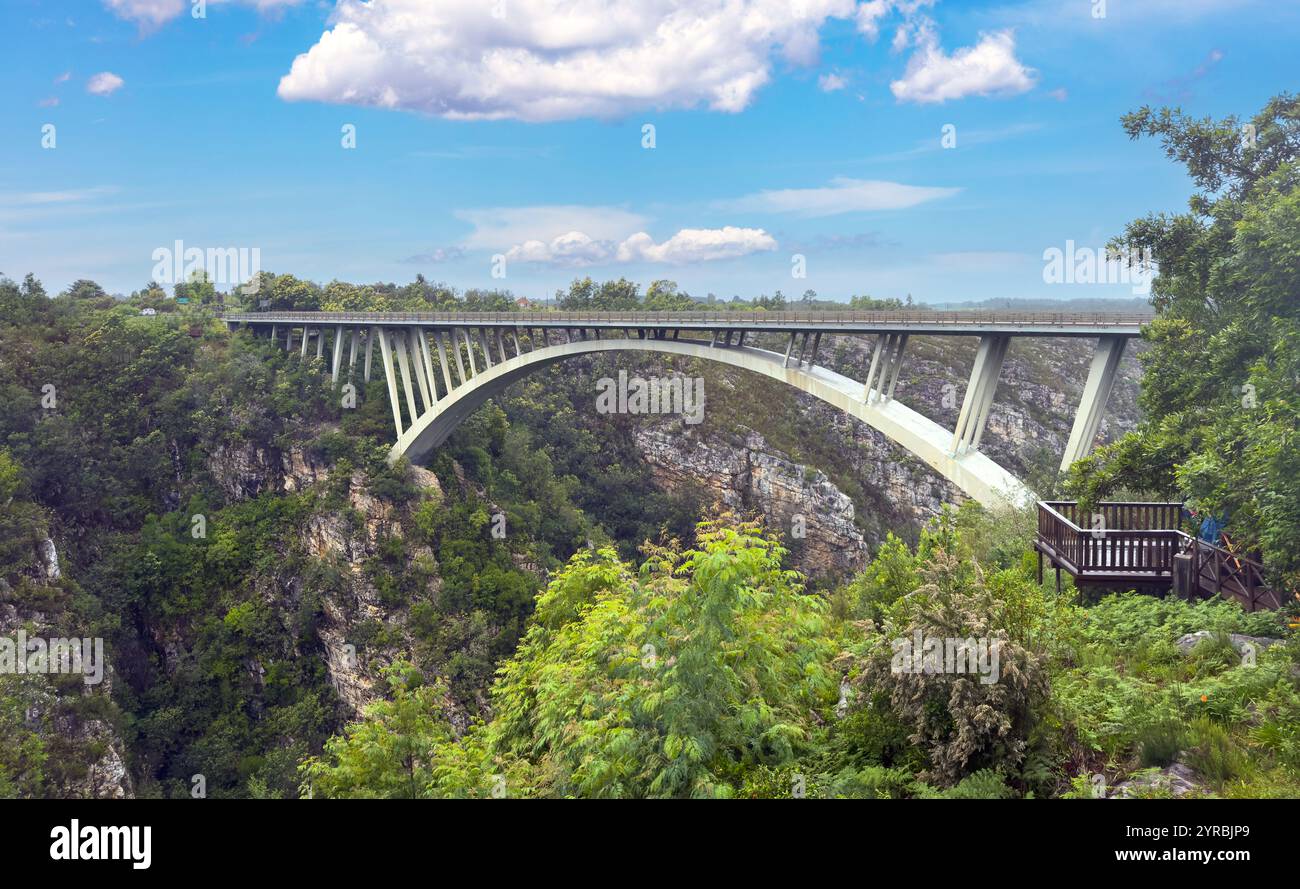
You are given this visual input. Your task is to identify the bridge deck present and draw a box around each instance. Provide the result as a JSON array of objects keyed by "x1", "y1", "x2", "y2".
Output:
[{"x1": 224, "y1": 310, "x2": 1149, "y2": 338}]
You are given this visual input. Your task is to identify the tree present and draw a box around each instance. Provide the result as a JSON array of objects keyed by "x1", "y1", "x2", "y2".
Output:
[{"x1": 1067, "y1": 94, "x2": 1300, "y2": 588}]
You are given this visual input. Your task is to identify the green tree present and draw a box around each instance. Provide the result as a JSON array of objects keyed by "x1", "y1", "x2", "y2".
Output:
[{"x1": 1067, "y1": 94, "x2": 1300, "y2": 587}]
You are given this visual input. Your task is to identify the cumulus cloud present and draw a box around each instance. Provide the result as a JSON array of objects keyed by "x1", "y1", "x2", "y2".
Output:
[
  {"x1": 890, "y1": 29, "x2": 1036, "y2": 104},
  {"x1": 718, "y1": 177, "x2": 959, "y2": 217},
  {"x1": 87, "y1": 72, "x2": 125, "y2": 96},
  {"x1": 504, "y1": 227, "x2": 776, "y2": 266},
  {"x1": 277, "y1": 0, "x2": 864, "y2": 122},
  {"x1": 818, "y1": 72, "x2": 848, "y2": 92}
]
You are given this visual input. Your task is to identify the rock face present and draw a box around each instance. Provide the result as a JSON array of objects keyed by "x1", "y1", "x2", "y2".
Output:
[
  {"x1": 206, "y1": 441, "x2": 450, "y2": 719},
  {"x1": 0, "y1": 537, "x2": 133, "y2": 799},
  {"x1": 634, "y1": 424, "x2": 872, "y2": 579}
]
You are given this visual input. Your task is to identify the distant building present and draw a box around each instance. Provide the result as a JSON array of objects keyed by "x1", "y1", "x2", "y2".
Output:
[{"x1": 515, "y1": 297, "x2": 532, "y2": 308}]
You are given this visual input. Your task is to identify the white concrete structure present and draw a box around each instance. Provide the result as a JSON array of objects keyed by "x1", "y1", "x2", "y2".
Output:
[{"x1": 225, "y1": 311, "x2": 1148, "y2": 507}]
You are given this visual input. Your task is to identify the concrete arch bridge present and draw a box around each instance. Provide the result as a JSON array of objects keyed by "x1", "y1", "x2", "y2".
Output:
[{"x1": 223, "y1": 310, "x2": 1148, "y2": 507}]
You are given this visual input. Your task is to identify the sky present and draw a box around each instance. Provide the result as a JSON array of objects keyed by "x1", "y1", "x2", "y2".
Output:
[{"x1": 2, "y1": 0, "x2": 1297, "y2": 303}]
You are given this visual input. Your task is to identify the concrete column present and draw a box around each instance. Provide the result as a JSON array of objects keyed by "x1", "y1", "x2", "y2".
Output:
[
  {"x1": 783, "y1": 332, "x2": 796, "y2": 367},
  {"x1": 331, "y1": 324, "x2": 344, "y2": 383},
  {"x1": 863, "y1": 334, "x2": 885, "y2": 400},
  {"x1": 375, "y1": 328, "x2": 404, "y2": 438},
  {"x1": 807, "y1": 331, "x2": 822, "y2": 368},
  {"x1": 407, "y1": 329, "x2": 432, "y2": 410},
  {"x1": 884, "y1": 334, "x2": 909, "y2": 401},
  {"x1": 951, "y1": 334, "x2": 1009, "y2": 454},
  {"x1": 1060, "y1": 335, "x2": 1127, "y2": 471},
  {"x1": 349, "y1": 327, "x2": 359, "y2": 375},
  {"x1": 458, "y1": 327, "x2": 475, "y2": 378},
  {"x1": 495, "y1": 328, "x2": 507, "y2": 363},
  {"x1": 970, "y1": 336, "x2": 1010, "y2": 450},
  {"x1": 364, "y1": 328, "x2": 374, "y2": 382},
  {"x1": 316, "y1": 327, "x2": 325, "y2": 359},
  {"x1": 434, "y1": 330, "x2": 455, "y2": 392},
  {"x1": 478, "y1": 329, "x2": 494, "y2": 369},
  {"x1": 393, "y1": 329, "x2": 420, "y2": 422},
  {"x1": 301, "y1": 326, "x2": 309, "y2": 357},
  {"x1": 271, "y1": 324, "x2": 277, "y2": 345},
  {"x1": 417, "y1": 329, "x2": 438, "y2": 401}
]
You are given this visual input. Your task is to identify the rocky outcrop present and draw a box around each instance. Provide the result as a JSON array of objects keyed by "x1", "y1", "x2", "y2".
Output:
[
  {"x1": 0, "y1": 534, "x2": 133, "y2": 799},
  {"x1": 208, "y1": 441, "x2": 333, "y2": 502},
  {"x1": 1175, "y1": 631, "x2": 1281, "y2": 656},
  {"x1": 635, "y1": 424, "x2": 871, "y2": 579}
]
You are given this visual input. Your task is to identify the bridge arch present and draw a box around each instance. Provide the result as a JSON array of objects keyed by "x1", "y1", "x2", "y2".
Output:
[{"x1": 394, "y1": 337, "x2": 1032, "y2": 507}]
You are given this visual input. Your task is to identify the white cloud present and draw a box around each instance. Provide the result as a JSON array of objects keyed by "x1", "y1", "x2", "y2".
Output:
[
  {"x1": 718, "y1": 177, "x2": 959, "y2": 217},
  {"x1": 86, "y1": 72, "x2": 125, "y2": 96},
  {"x1": 818, "y1": 72, "x2": 848, "y2": 92},
  {"x1": 455, "y1": 205, "x2": 649, "y2": 250},
  {"x1": 103, "y1": 0, "x2": 304, "y2": 30},
  {"x1": 104, "y1": 0, "x2": 184, "y2": 28},
  {"x1": 504, "y1": 227, "x2": 776, "y2": 266},
  {"x1": 890, "y1": 29, "x2": 1036, "y2": 104},
  {"x1": 38, "y1": 97, "x2": 60, "y2": 108},
  {"x1": 278, "y1": 0, "x2": 862, "y2": 122},
  {"x1": 54, "y1": 71, "x2": 72, "y2": 84}
]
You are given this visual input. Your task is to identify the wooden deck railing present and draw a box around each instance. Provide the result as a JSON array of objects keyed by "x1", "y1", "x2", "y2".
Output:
[{"x1": 1037, "y1": 501, "x2": 1285, "y2": 611}]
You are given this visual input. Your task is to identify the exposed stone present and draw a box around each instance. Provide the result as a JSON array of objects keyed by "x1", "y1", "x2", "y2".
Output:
[
  {"x1": 1112, "y1": 761, "x2": 1203, "y2": 798},
  {"x1": 1175, "y1": 631, "x2": 1282, "y2": 656}
]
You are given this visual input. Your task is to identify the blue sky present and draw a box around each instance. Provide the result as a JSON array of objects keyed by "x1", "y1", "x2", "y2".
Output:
[{"x1": 3, "y1": 0, "x2": 1296, "y2": 303}]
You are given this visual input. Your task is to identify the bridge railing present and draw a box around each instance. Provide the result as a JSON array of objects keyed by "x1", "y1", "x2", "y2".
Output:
[{"x1": 224, "y1": 309, "x2": 1154, "y2": 327}]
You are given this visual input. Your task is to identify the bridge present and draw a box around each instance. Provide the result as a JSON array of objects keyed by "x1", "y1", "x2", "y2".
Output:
[{"x1": 223, "y1": 310, "x2": 1150, "y2": 506}]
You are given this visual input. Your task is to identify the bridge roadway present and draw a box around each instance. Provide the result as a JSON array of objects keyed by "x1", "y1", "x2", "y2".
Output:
[
  {"x1": 229, "y1": 309, "x2": 1148, "y2": 338},
  {"x1": 223, "y1": 310, "x2": 1151, "y2": 506}
]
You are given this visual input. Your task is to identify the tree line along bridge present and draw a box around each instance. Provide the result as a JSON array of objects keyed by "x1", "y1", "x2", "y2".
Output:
[{"x1": 221, "y1": 309, "x2": 1287, "y2": 610}]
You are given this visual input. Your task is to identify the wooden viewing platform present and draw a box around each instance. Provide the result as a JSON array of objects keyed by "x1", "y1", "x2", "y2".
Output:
[{"x1": 1035, "y1": 501, "x2": 1286, "y2": 612}]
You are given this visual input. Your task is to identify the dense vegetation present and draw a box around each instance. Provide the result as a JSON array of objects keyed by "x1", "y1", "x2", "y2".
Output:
[{"x1": 1, "y1": 96, "x2": 1297, "y2": 799}]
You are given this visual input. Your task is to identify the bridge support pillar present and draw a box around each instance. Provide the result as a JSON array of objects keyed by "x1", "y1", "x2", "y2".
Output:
[
  {"x1": 1060, "y1": 335, "x2": 1126, "y2": 471},
  {"x1": 375, "y1": 328, "x2": 404, "y2": 438},
  {"x1": 331, "y1": 324, "x2": 344, "y2": 383},
  {"x1": 458, "y1": 328, "x2": 475, "y2": 378},
  {"x1": 348, "y1": 327, "x2": 359, "y2": 377},
  {"x1": 316, "y1": 328, "x2": 325, "y2": 359},
  {"x1": 433, "y1": 330, "x2": 455, "y2": 392},
  {"x1": 393, "y1": 330, "x2": 420, "y2": 423},
  {"x1": 417, "y1": 329, "x2": 438, "y2": 401},
  {"x1": 950, "y1": 334, "x2": 1009, "y2": 455},
  {"x1": 364, "y1": 328, "x2": 374, "y2": 382},
  {"x1": 408, "y1": 330, "x2": 432, "y2": 410}
]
